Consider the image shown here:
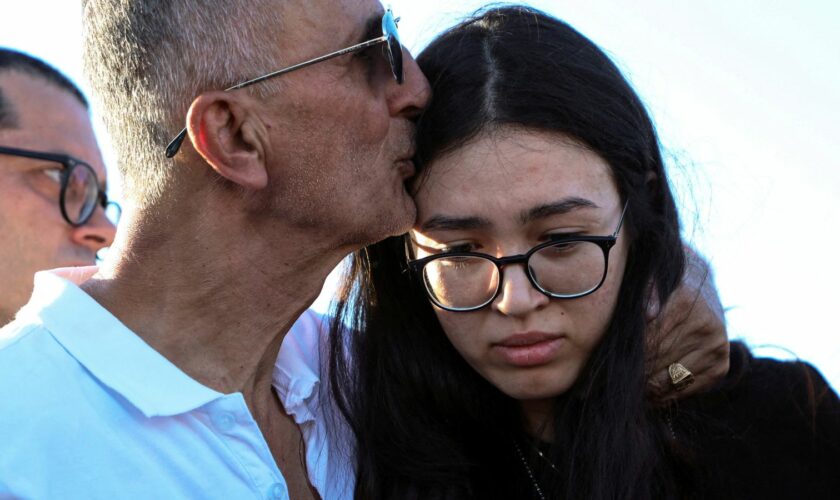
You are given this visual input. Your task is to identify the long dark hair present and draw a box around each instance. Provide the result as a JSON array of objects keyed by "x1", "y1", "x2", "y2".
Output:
[{"x1": 329, "y1": 6, "x2": 685, "y2": 499}]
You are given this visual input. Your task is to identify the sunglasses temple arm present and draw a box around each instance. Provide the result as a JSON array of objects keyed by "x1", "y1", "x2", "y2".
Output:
[
  {"x1": 226, "y1": 36, "x2": 388, "y2": 91},
  {"x1": 165, "y1": 129, "x2": 188, "y2": 158},
  {"x1": 612, "y1": 200, "x2": 630, "y2": 236},
  {"x1": 165, "y1": 35, "x2": 388, "y2": 158}
]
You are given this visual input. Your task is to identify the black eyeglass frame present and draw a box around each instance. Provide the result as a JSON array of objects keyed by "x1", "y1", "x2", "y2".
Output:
[
  {"x1": 164, "y1": 8, "x2": 404, "y2": 158},
  {"x1": 408, "y1": 201, "x2": 629, "y2": 312},
  {"x1": 0, "y1": 145, "x2": 118, "y2": 227}
]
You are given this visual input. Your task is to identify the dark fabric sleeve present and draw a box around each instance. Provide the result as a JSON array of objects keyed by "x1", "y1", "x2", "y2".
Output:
[
  {"x1": 783, "y1": 357, "x2": 840, "y2": 493},
  {"x1": 676, "y1": 342, "x2": 840, "y2": 499}
]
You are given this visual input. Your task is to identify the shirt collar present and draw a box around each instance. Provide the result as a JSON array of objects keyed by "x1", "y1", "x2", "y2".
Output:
[
  {"x1": 19, "y1": 268, "x2": 223, "y2": 418},
  {"x1": 273, "y1": 309, "x2": 324, "y2": 424}
]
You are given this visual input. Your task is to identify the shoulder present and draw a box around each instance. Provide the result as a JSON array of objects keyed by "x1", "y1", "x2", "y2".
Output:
[
  {"x1": 682, "y1": 342, "x2": 840, "y2": 497},
  {"x1": 722, "y1": 342, "x2": 839, "y2": 419},
  {"x1": 0, "y1": 319, "x2": 106, "y2": 460},
  {"x1": 681, "y1": 341, "x2": 840, "y2": 441},
  {"x1": 0, "y1": 318, "x2": 74, "y2": 391},
  {"x1": 0, "y1": 315, "x2": 44, "y2": 351}
]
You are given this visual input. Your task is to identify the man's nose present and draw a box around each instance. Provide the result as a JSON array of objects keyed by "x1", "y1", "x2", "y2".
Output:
[
  {"x1": 70, "y1": 206, "x2": 117, "y2": 253},
  {"x1": 492, "y1": 264, "x2": 550, "y2": 317},
  {"x1": 388, "y1": 47, "x2": 432, "y2": 119}
]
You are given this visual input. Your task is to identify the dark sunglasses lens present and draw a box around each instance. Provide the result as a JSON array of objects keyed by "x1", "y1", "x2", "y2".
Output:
[
  {"x1": 63, "y1": 163, "x2": 99, "y2": 225},
  {"x1": 382, "y1": 10, "x2": 404, "y2": 83}
]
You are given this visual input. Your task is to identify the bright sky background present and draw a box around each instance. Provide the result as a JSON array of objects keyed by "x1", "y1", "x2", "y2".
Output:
[{"x1": 2, "y1": 1, "x2": 838, "y2": 390}]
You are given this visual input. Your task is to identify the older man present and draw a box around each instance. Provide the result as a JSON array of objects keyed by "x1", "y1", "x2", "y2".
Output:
[
  {"x1": 0, "y1": 49, "x2": 116, "y2": 325},
  {"x1": 0, "y1": 1, "x2": 726, "y2": 499},
  {"x1": 1, "y1": 1, "x2": 428, "y2": 498}
]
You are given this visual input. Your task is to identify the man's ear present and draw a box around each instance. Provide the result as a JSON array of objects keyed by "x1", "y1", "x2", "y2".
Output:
[{"x1": 186, "y1": 91, "x2": 268, "y2": 190}]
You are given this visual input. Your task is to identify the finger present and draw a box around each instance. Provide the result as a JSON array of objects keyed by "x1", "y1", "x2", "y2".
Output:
[{"x1": 653, "y1": 339, "x2": 730, "y2": 402}]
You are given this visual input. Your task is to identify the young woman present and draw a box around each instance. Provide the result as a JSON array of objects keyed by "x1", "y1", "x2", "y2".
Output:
[{"x1": 326, "y1": 6, "x2": 840, "y2": 499}]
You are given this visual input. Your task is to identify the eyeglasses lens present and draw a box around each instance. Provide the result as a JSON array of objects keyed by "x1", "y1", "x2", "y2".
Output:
[
  {"x1": 63, "y1": 163, "x2": 99, "y2": 225},
  {"x1": 423, "y1": 256, "x2": 499, "y2": 310},
  {"x1": 382, "y1": 10, "x2": 404, "y2": 84},
  {"x1": 528, "y1": 241, "x2": 606, "y2": 297},
  {"x1": 421, "y1": 241, "x2": 607, "y2": 310}
]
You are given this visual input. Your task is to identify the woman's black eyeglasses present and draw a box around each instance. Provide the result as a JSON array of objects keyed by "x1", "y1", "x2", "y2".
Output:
[
  {"x1": 409, "y1": 201, "x2": 629, "y2": 312},
  {"x1": 165, "y1": 8, "x2": 405, "y2": 158},
  {"x1": 0, "y1": 145, "x2": 120, "y2": 227}
]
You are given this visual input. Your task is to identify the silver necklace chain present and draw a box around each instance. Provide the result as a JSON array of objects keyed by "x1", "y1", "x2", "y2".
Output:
[
  {"x1": 524, "y1": 440, "x2": 562, "y2": 474},
  {"x1": 513, "y1": 441, "x2": 547, "y2": 500}
]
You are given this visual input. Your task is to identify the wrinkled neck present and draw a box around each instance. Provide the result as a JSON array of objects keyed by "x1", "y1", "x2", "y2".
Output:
[{"x1": 82, "y1": 198, "x2": 346, "y2": 403}]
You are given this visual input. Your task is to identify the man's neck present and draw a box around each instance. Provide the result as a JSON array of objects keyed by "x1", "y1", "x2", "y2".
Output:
[{"x1": 81, "y1": 205, "x2": 346, "y2": 407}]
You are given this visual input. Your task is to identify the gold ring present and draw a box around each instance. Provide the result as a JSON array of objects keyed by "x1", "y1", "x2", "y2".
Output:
[{"x1": 668, "y1": 362, "x2": 695, "y2": 391}]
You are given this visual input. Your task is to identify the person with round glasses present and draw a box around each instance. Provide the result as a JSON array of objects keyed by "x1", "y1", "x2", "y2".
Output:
[
  {"x1": 0, "y1": 49, "x2": 117, "y2": 326},
  {"x1": 326, "y1": 6, "x2": 840, "y2": 499}
]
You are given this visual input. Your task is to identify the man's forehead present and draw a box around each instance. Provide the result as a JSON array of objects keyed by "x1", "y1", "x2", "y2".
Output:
[
  {"x1": 279, "y1": 0, "x2": 384, "y2": 48},
  {"x1": 290, "y1": 0, "x2": 383, "y2": 21},
  {"x1": 0, "y1": 72, "x2": 106, "y2": 179}
]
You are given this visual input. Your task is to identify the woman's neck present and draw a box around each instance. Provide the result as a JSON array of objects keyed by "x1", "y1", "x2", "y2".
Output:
[{"x1": 520, "y1": 398, "x2": 556, "y2": 441}]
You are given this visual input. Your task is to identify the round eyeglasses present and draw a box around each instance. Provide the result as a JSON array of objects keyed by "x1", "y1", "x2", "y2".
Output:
[
  {"x1": 0, "y1": 145, "x2": 119, "y2": 227},
  {"x1": 409, "y1": 202, "x2": 628, "y2": 312},
  {"x1": 165, "y1": 8, "x2": 404, "y2": 158}
]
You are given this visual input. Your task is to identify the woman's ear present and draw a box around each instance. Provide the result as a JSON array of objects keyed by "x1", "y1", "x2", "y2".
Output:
[{"x1": 186, "y1": 91, "x2": 269, "y2": 190}]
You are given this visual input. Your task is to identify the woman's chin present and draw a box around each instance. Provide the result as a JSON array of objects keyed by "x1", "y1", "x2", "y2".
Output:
[{"x1": 493, "y1": 369, "x2": 578, "y2": 402}]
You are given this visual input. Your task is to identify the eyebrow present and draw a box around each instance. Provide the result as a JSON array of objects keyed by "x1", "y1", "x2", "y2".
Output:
[
  {"x1": 418, "y1": 197, "x2": 599, "y2": 233},
  {"x1": 520, "y1": 197, "x2": 599, "y2": 225},
  {"x1": 418, "y1": 215, "x2": 492, "y2": 232}
]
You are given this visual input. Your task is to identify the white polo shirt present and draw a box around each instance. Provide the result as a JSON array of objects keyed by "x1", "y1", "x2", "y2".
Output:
[{"x1": 0, "y1": 269, "x2": 353, "y2": 499}]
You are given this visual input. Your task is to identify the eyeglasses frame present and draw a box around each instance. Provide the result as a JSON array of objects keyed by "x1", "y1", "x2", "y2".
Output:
[
  {"x1": 165, "y1": 8, "x2": 404, "y2": 158},
  {"x1": 0, "y1": 145, "x2": 118, "y2": 227},
  {"x1": 409, "y1": 201, "x2": 630, "y2": 312}
]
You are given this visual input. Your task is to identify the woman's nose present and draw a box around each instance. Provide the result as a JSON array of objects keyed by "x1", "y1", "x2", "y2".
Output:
[{"x1": 492, "y1": 264, "x2": 550, "y2": 316}]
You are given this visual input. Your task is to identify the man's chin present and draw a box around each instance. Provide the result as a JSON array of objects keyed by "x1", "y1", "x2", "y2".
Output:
[
  {"x1": 354, "y1": 198, "x2": 416, "y2": 247},
  {"x1": 387, "y1": 194, "x2": 417, "y2": 237},
  {"x1": 58, "y1": 252, "x2": 98, "y2": 268}
]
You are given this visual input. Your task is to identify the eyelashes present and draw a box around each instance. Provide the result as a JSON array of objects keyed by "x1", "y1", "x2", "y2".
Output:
[{"x1": 440, "y1": 244, "x2": 474, "y2": 254}]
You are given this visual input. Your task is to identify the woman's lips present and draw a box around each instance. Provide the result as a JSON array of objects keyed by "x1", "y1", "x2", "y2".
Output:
[{"x1": 491, "y1": 332, "x2": 566, "y2": 367}]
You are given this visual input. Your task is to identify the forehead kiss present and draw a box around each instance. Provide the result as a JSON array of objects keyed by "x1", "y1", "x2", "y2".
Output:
[{"x1": 411, "y1": 130, "x2": 623, "y2": 245}]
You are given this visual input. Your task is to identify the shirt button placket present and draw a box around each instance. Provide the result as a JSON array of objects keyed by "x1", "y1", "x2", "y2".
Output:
[
  {"x1": 211, "y1": 412, "x2": 236, "y2": 433},
  {"x1": 266, "y1": 482, "x2": 287, "y2": 500}
]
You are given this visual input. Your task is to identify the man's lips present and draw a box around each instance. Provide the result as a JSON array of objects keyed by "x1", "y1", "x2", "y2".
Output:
[
  {"x1": 396, "y1": 157, "x2": 416, "y2": 179},
  {"x1": 491, "y1": 332, "x2": 566, "y2": 367}
]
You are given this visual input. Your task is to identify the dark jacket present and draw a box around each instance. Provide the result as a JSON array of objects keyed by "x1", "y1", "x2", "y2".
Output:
[{"x1": 671, "y1": 342, "x2": 840, "y2": 499}]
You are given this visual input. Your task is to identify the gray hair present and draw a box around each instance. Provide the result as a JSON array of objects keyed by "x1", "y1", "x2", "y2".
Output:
[{"x1": 82, "y1": 0, "x2": 284, "y2": 205}]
